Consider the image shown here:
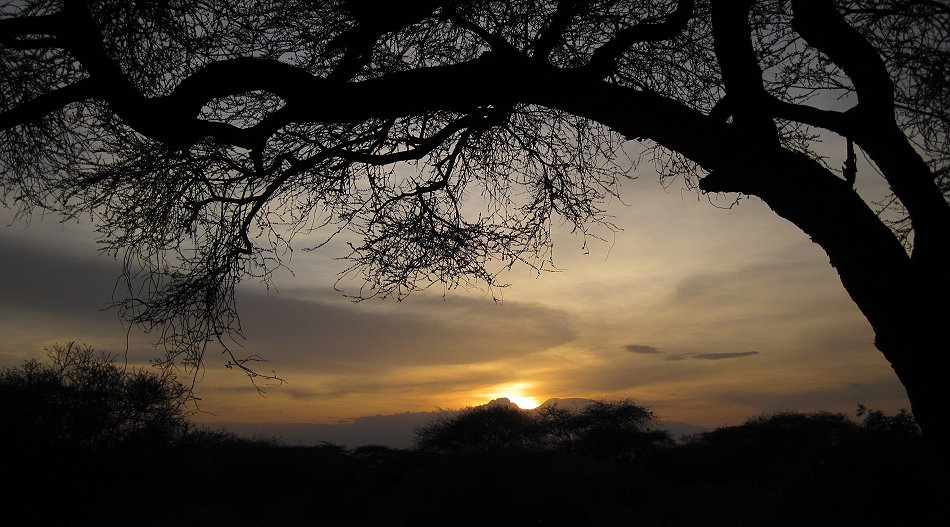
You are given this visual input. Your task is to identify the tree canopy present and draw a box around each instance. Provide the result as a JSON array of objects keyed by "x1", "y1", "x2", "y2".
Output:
[
  {"x1": 415, "y1": 398, "x2": 669, "y2": 456},
  {"x1": 0, "y1": 342, "x2": 192, "y2": 452},
  {"x1": 1, "y1": 1, "x2": 947, "y2": 449}
]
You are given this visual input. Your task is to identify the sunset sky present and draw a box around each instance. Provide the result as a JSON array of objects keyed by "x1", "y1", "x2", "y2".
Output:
[{"x1": 0, "y1": 140, "x2": 911, "y2": 433}]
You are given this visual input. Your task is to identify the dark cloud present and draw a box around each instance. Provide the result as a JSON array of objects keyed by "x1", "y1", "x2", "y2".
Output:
[
  {"x1": 665, "y1": 351, "x2": 759, "y2": 361},
  {"x1": 275, "y1": 369, "x2": 514, "y2": 401},
  {"x1": 718, "y1": 377, "x2": 908, "y2": 411},
  {"x1": 227, "y1": 286, "x2": 577, "y2": 371},
  {"x1": 0, "y1": 236, "x2": 121, "y2": 316},
  {"x1": 694, "y1": 351, "x2": 759, "y2": 360},
  {"x1": 0, "y1": 223, "x2": 577, "y2": 386},
  {"x1": 0, "y1": 236, "x2": 162, "y2": 364},
  {"x1": 624, "y1": 344, "x2": 661, "y2": 354}
]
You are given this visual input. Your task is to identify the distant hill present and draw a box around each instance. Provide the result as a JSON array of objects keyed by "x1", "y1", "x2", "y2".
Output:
[
  {"x1": 210, "y1": 410, "x2": 442, "y2": 449},
  {"x1": 211, "y1": 398, "x2": 707, "y2": 448}
]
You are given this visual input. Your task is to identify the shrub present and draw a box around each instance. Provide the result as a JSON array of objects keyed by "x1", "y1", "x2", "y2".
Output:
[
  {"x1": 0, "y1": 342, "x2": 192, "y2": 452},
  {"x1": 415, "y1": 398, "x2": 670, "y2": 458},
  {"x1": 415, "y1": 403, "x2": 543, "y2": 453}
]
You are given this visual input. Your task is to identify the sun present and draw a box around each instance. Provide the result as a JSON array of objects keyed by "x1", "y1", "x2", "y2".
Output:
[
  {"x1": 507, "y1": 395, "x2": 541, "y2": 409},
  {"x1": 482, "y1": 382, "x2": 542, "y2": 409}
]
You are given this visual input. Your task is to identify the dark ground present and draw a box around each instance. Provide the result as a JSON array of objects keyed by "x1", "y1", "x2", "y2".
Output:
[{"x1": 10, "y1": 417, "x2": 945, "y2": 527}]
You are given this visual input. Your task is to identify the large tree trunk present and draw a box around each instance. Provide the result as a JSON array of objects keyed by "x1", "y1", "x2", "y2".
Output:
[
  {"x1": 701, "y1": 148, "x2": 948, "y2": 468},
  {"x1": 883, "y1": 336, "x2": 948, "y2": 465}
]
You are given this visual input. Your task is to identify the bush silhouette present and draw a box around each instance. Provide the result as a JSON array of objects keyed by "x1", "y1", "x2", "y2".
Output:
[
  {"x1": 415, "y1": 401, "x2": 543, "y2": 453},
  {"x1": 540, "y1": 398, "x2": 672, "y2": 458},
  {"x1": 0, "y1": 342, "x2": 192, "y2": 452},
  {"x1": 856, "y1": 404, "x2": 920, "y2": 437},
  {"x1": 415, "y1": 398, "x2": 670, "y2": 459}
]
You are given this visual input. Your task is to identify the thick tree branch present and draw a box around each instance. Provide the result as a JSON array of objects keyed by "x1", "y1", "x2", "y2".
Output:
[
  {"x1": 332, "y1": 114, "x2": 483, "y2": 165},
  {"x1": 325, "y1": 0, "x2": 446, "y2": 81},
  {"x1": 791, "y1": 0, "x2": 895, "y2": 116},
  {"x1": 533, "y1": 0, "x2": 585, "y2": 62},
  {"x1": 710, "y1": 0, "x2": 778, "y2": 146},
  {"x1": 791, "y1": 0, "x2": 950, "y2": 264},
  {"x1": 766, "y1": 97, "x2": 852, "y2": 136},
  {"x1": 0, "y1": 79, "x2": 98, "y2": 130},
  {"x1": 60, "y1": 49, "x2": 738, "y2": 178},
  {"x1": 0, "y1": 36, "x2": 62, "y2": 49},
  {"x1": 0, "y1": 13, "x2": 63, "y2": 42},
  {"x1": 700, "y1": 149, "x2": 915, "y2": 370},
  {"x1": 586, "y1": 0, "x2": 694, "y2": 78},
  {"x1": 446, "y1": 10, "x2": 520, "y2": 56}
]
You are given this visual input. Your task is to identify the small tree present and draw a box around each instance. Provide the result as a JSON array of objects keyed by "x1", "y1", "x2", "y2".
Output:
[
  {"x1": 415, "y1": 403, "x2": 543, "y2": 454},
  {"x1": 856, "y1": 404, "x2": 920, "y2": 437},
  {"x1": 539, "y1": 399, "x2": 670, "y2": 458},
  {"x1": 416, "y1": 398, "x2": 669, "y2": 458},
  {"x1": 0, "y1": 342, "x2": 193, "y2": 452}
]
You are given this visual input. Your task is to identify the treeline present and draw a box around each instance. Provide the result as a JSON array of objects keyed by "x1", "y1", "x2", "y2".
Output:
[
  {"x1": 415, "y1": 398, "x2": 672, "y2": 458},
  {"x1": 1, "y1": 347, "x2": 943, "y2": 526}
]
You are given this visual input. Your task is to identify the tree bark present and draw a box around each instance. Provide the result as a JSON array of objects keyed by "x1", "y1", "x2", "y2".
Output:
[{"x1": 700, "y1": 148, "x2": 948, "y2": 467}]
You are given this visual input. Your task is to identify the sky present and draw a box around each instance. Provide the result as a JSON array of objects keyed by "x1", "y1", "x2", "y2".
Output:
[{"x1": 0, "y1": 140, "x2": 912, "y2": 438}]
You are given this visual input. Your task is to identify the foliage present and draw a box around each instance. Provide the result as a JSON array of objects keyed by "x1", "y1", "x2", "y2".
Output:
[
  {"x1": 415, "y1": 398, "x2": 671, "y2": 458},
  {"x1": 856, "y1": 403, "x2": 920, "y2": 436},
  {"x1": 11, "y1": 404, "x2": 938, "y2": 527},
  {"x1": 415, "y1": 401, "x2": 545, "y2": 453},
  {"x1": 0, "y1": 342, "x2": 192, "y2": 452},
  {"x1": 673, "y1": 407, "x2": 926, "y2": 486}
]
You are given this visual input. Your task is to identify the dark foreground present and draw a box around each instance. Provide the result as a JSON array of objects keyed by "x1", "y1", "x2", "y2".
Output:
[{"x1": 10, "y1": 413, "x2": 945, "y2": 527}]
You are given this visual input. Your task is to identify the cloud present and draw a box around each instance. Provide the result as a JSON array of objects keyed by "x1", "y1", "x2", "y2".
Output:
[
  {"x1": 665, "y1": 351, "x2": 759, "y2": 361},
  {"x1": 0, "y1": 236, "x2": 121, "y2": 316},
  {"x1": 717, "y1": 377, "x2": 908, "y2": 412},
  {"x1": 233, "y1": 286, "x2": 577, "y2": 370},
  {"x1": 0, "y1": 236, "x2": 163, "y2": 364},
  {"x1": 694, "y1": 351, "x2": 759, "y2": 360},
  {"x1": 624, "y1": 344, "x2": 661, "y2": 354},
  {"x1": 665, "y1": 354, "x2": 691, "y2": 361},
  {"x1": 272, "y1": 367, "x2": 515, "y2": 401}
]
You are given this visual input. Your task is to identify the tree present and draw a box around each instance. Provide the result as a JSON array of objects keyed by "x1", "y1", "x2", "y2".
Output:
[
  {"x1": 416, "y1": 398, "x2": 668, "y2": 457},
  {"x1": 674, "y1": 408, "x2": 937, "y2": 509},
  {"x1": 0, "y1": 1, "x2": 946, "y2": 453},
  {"x1": 539, "y1": 398, "x2": 671, "y2": 458},
  {"x1": 415, "y1": 402, "x2": 544, "y2": 453},
  {"x1": 0, "y1": 342, "x2": 192, "y2": 452}
]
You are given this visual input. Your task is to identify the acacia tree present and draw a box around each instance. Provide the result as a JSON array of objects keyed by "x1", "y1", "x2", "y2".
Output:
[
  {"x1": 0, "y1": 342, "x2": 192, "y2": 451},
  {"x1": 0, "y1": 1, "x2": 946, "y2": 450}
]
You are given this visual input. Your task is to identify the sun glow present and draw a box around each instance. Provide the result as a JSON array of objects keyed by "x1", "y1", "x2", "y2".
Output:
[
  {"x1": 507, "y1": 395, "x2": 541, "y2": 409},
  {"x1": 483, "y1": 382, "x2": 542, "y2": 409}
]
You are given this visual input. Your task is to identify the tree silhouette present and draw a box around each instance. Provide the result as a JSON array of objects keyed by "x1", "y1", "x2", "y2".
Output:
[
  {"x1": 416, "y1": 398, "x2": 669, "y2": 458},
  {"x1": 1, "y1": 1, "x2": 947, "y2": 452},
  {"x1": 415, "y1": 402, "x2": 543, "y2": 453},
  {"x1": 665, "y1": 408, "x2": 939, "y2": 522},
  {"x1": 539, "y1": 398, "x2": 671, "y2": 458},
  {"x1": 0, "y1": 342, "x2": 192, "y2": 452}
]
